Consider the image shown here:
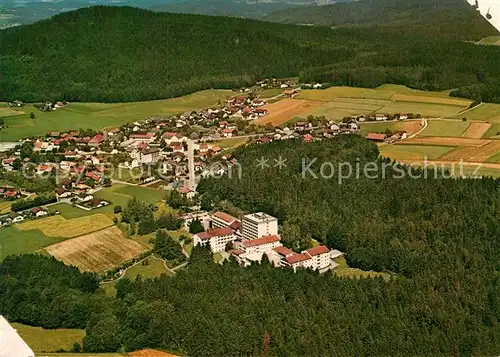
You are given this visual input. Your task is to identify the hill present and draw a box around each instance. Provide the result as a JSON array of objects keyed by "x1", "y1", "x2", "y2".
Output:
[
  {"x1": 1, "y1": 5, "x2": 500, "y2": 103},
  {"x1": 266, "y1": 0, "x2": 499, "y2": 41}
]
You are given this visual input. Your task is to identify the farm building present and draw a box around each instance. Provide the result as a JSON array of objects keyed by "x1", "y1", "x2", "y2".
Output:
[
  {"x1": 0, "y1": 315, "x2": 35, "y2": 357},
  {"x1": 366, "y1": 133, "x2": 387, "y2": 141}
]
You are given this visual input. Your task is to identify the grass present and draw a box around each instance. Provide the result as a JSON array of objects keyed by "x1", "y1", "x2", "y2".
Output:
[
  {"x1": 123, "y1": 256, "x2": 172, "y2": 280},
  {"x1": 0, "y1": 90, "x2": 233, "y2": 141},
  {"x1": 419, "y1": 120, "x2": 470, "y2": 137},
  {"x1": 16, "y1": 214, "x2": 114, "y2": 238},
  {"x1": 453, "y1": 103, "x2": 500, "y2": 122},
  {"x1": 333, "y1": 256, "x2": 390, "y2": 280},
  {"x1": 214, "y1": 137, "x2": 249, "y2": 149},
  {"x1": 0, "y1": 226, "x2": 61, "y2": 261},
  {"x1": 111, "y1": 167, "x2": 144, "y2": 184},
  {"x1": 359, "y1": 121, "x2": 421, "y2": 136},
  {"x1": 485, "y1": 152, "x2": 500, "y2": 164},
  {"x1": 48, "y1": 203, "x2": 98, "y2": 219},
  {"x1": 11, "y1": 323, "x2": 85, "y2": 353},
  {"x1": 36, "y1": 354, "x2": 126, "y2": 357},
  {"x1": 0, "y1": 200, "x2": 11, "y2": 214},
  {"x1": 257, "y1": 88, "x2": 284, "y2": 98},
  {"x1": 482, "y1": 123, "x2": 500, "y2": 138},
  {"x1": 379, "y1": 145, "x2": 455, "y2": 161},
  {"x1": 375, "y1": 102, "x2": 464, "y2": 118},
  {"x1": 477, "y1": 36, "x2": 500, "y2": 46}
]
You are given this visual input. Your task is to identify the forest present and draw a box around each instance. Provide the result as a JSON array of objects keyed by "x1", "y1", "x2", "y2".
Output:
[
  {"x1": 1, "y1": 6, "x2": 500, "y2": 103},
  {"x1": 1, "y1": 136, "x2": 500, "y2": 355}
]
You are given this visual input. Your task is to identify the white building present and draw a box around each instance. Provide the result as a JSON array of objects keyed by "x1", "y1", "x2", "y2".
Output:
[
  {"x1": 284, "y1": 253, "x2": 313, "y2": 272},
  {"x1": 241, "y1": 212, "x2": 278, "y2": 240},
  {"x1": 193, "y1": 227, "x2": 236, "y2": 253},
  {"x1": 241, "y1": 235, "x2": 282, "y2": 254},
  {"x1": 0, "y1": 315, "x2": 35, "y2": 357},
  {"x1": 211, "y1": 211, "x2": 239, "y2": 229},
  {"x1": 303, "y1": 245, "x2": 331, "y2": 270}
]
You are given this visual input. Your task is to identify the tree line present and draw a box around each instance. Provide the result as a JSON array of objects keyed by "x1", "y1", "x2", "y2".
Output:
[{"x1": 0, "y1": 6, "x2": 499, "y2": 103}]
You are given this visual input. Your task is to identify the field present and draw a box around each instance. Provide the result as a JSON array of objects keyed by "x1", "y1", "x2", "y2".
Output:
[
  {"x1": 374, "y1": 102, "x2": 465, "y2": 118},
  {"x1": 438, "y1": 141, "x2": 500, "y2": 163},
  {"x1": 0, "y1": 200, "x2": 11, "y2": 214},
  {"x1": 0, "y1": 226, "x2": 61, "y2": 261},
  {"x1": 11, "y1": 323, "x2": 85, "y2": 353},
  {"x1": 252, "y1": 99, "x2": 320, "y2": 126},
  {"x1": 47, "y1": 203, "x2": 97, "y2": 219},
  {"x1": 453, "y1": 103, "x2": 500, "y2": 122},
  {"x1": 461, "y1": 122, "x2": 492, "y2": 138},
  {"x1": 16, "y1": 214, "x2": 114, "y2": 238},
  {"x1": 359, "y1": 120, "x2": 423, "y2": 136},
  {"x1": 483, "y1": 123, "x2": 500, "y2": 139},
  {"x1": 477, "y1": 36, "x2": 500, "y2": 45},
  {"x1": 419, "y1": 120, "x2": 470, "y2": 137},
  {"x1": 214, "y1": 137, "x2": 249, "y2": 149},
  {"x1": 0, "y1": 90, "x2": 233, "y2": 141},
  {"x1": 379, "y1": 145, "x2": 454, "y2": 161},
  {"x1": 44, "y1": 226, "x2": 147, "y2": 272},
  {"x1": 398, "y1": 137, "x2": 487, "y2": 147}
]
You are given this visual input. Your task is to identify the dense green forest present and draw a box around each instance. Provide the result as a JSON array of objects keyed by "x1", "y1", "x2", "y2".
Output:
[
  {"x1": 1, "y1": 136, "x2": 500, "y2": 355},
  {"x1": 266, "y1": 0, "x2": 498, "y2": 40},
  {"x1": 1, "y1": 6, "x2": 500, "y2": 103}
]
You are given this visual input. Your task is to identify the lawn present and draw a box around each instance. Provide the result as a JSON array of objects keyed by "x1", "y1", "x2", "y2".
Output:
[
  {"x1": 453, "y1": 103, "x2": 500, "y2": 122},
  {"x1": 11, "y1": 323, "x2": 85, "y2": 353},
  {"x1": 16, "y1": 214, "x2": 114, "y2": 238},
  {"x1": 379, "y1": 145, "x2": 455, "y2": 161},
  {"x1": 214, "y1": 137, "x2": 249, "y2": 149},
  {"x1": 477, "y1": 36, "x2": 500, "y2": 45},
  {"x1": 112, "y1": 167, "x2": 144, "y2": 184},
  {"x1": 0, "y1": 226, "x2": 61, "y2": 261},
  {"x1": 123, "y1": 256, "x2": 172, "y2": 280},
  {"x1": 419, "y1": 120, "x2": 470, "y2": 137},
  {"x1": 0, "y1": 89, "x2": 233, "y2": 141},
  {"x1": 48, "y1": 203, "x2": 98, "y2": 219},
  {"x1": 257, "y1": 88, "x2": 284, "y2": 98},
  {"x1": 333, "y1": 256, "x2": 390, "y2": 280}
]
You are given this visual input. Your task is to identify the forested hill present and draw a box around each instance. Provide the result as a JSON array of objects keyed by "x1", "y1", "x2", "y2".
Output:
[
  {"x1": 266, "y1": 0, "x2": 499, "y2": 41},
  {"x1": 1, "y1": 5, "x2": 500, "y2": 103}
]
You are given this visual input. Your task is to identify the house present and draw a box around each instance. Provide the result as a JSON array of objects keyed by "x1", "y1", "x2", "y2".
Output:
[
  {"x1": 0, "y1": 315, "x2": 35, "y2": 357},
  {"x1": 375, "y1": 114, "x2": 388, "y2": 121},
  {"x1": 139, "y1": 148, "x2": 161, "y2": 164},
  {"x1": 303, "y1": 134, "x2": 313, "y2": 142},
  {"x1": 193, "y1": 227, "x2": 236, "y2": 253},
  {"x1": 88, "y1": 134, "x2": 105, "y2": 147},
  {"x1": 211, "y1": 211, "x2": 239, "y2": 229},
  {"x1": 55, "y1": 187, "x2": 72, "y2": 199},
  {"x1": 177, "y1": 186, "x2": 195, "y2": 199},
  {"x1": 366, "y1": 133, "x2": 387, "y2": 142},
  {"x1": 399, "y1": 113, "x2": 409, "y2": 120},
  {"x1": 304, "y1": 245, "x2": 330, "y2": 270},
  {"x1": 284, "y1": 89, "x2": 298, "y2": 97},
  {"x1": 31, "y1": 207, "x2": 48, "y2": 218},
  {"x1": 77, "y1": 193, "x2": 93, "y2": 203},
  {"x1": 129, "y1": 132, "x2": 156, "y2": 143}
]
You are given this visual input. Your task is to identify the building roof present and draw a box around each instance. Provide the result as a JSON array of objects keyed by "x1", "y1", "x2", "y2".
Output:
[
  {"x1": 243, "y1": 212, "x2": 277, "y2": 224},
  {"x1": 274, "y1": 246, "x2": 293, "y2": 257},
  {"x1": 0, "y1": 315, "x2": 35, "y2": 357},
  {"x1": 305, "y1": 245, "x2": 330, "y2": 257},
  {"x1": 366, "y1": 133, "x2": 387, "y2": 141},
  {"x1": 213, "y1": 211, "x2": 238, "y2": 224},
  {"x1": 285, "y1": 253, "x2": 311, "y2": 265},
  {"x1": 196, "y1": 227, "x2": 234, "y2": 240},
  {"x1": 243, "y1": 235, "x2": 280, "y2": 247}
]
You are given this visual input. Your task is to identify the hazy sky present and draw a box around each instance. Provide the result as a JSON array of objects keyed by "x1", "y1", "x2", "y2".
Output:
[{"x1": 467, "y1": 0, "x2": 500, "y2": 31}]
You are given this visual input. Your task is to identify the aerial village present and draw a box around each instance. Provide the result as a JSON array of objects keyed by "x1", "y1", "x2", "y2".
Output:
[{"x1": 0, "y1": 81, "x2": 416, "y2": 272}]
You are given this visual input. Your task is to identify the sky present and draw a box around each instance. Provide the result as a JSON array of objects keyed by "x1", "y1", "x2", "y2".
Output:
[{"x1": 467, "y1": 0, "x2": 500, "y2": 31}]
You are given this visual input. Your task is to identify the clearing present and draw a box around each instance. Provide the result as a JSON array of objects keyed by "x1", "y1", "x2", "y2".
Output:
[
  {"x1": 44, "y1": 226, "x2": 148, "y2": 272},
  {"x1": 477, "y1": 36, "x2": 500, "y2": 45},
  {"x1": 253, "y1": 99, "x2": 320, "y2": 126},
  {"x1": 123, "y1": 256, "x2": 173, "y2": 280},
  {"x1": 11, "y1": 323, "x2": 84, "y2": 353},
  {"x1": 0, "y1": 90, "x2": 233, "y2": 141},
  {"x1": 379, "y1": 145, "x2": 454, "y2": 161},
  {"x1": 333, "y1": 256, "x2": 390, "y2": 280},
  {"x1": 359, "y1": 120, "x2": 423, "y2": 136},
  {"x1": 419, "y1": 120, "x2": 470, "y2": 137},
  {"x1": 0, "y1": 226, "x2": 61, "y2": 261},
  {"x1": 461, "y1": 122, "x2": 492, "y2": 138},
  {"x1": 16, "y1": 214, "x2": 114, "y2": 238}
]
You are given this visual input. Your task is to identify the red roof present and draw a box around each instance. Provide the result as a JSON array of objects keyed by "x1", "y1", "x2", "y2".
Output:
[
  {"x1": 303, "y1": 134, "x2": 313, "y2": 142},
  {"x1": 178, "y1": 187, "x2": 192, "y2": 194},
  {"x1": 130, "y1": 133, "x2": 155, "y2": 139},
  {"x1": 31, "y1": 207, "x2": 41, "y2": 214},
  {"x1": 243, "y1": 235, "x2": 280, "y2": 247},
  {"x1": 89, "y1": 134, "x2": 105, "y2": 144},
  {"x1": 366, "y1": 133, "x2": 386, "y2": 141},
  {"x1": 274, "y1": 246, "x2": 293, "y2": 257},
  {"x1": 3, "y1": 191, "x2": 18, "y2": 197},
  {"x1": 230, "y1": 220, "x2": 241, "y2": 231},
  {"x1": 196, "y1": 227, "x2": 234, "y2": 240},
  {"x1": 285, "y1": 253, "x2": 311, "y2": 264},
  {"x1": 213, "y1": 211, "x2": 237, "y2": 224},
  {"x1": 305, "y1": 245, "x2": 330, "y2": 257},
  {"x1": 231, "y1": 249, "x2": 244, "y2": 256}
]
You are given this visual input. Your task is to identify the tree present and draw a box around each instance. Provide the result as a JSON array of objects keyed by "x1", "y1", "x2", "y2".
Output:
[
  {"x1": 165, "y1": 190, "x2": 190, "y2": 210},
  {"x1": 114, "y1": 205, "x2": 122, "y2": 214},
  {"x1": 154, "y1": 230, "x2": 184, "y2": 262},
  {"x1": 29, "y1": 112, "x2": 35, "y2": 119},
  {"x1": 0, "y1": 118, "x2": 4, "y2": 126},
  {"x1": 189, "y1": 219, "x2": 204, "y2": 234}
]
